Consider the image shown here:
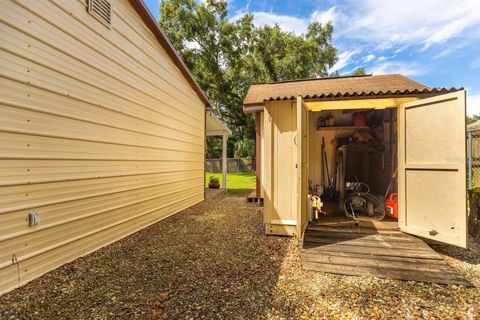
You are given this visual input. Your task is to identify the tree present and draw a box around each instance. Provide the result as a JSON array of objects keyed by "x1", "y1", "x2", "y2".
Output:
[
  {"x1": 205, "y1": 136, "x2": 223, "y2": 159},
  {"x1": 233, "y1": 137, "x2": 255, "y2": 158},
  {"x1": 467, "y1": 114, "x2": 480, "y2": 125},
  {"x1": 159, "y1": 0, "x2": 337, "y2": 156},
  {"x1": 351, "y1": 67, "x2": 366, "y2": 76}
]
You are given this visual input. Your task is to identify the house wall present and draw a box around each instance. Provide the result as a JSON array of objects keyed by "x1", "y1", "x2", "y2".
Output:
[
  {"x1": 0, "y1": 0, "x2": 205, "y2": 294},
  {"x1": 262, "y1": 101, "x2": 297, "y2": 236}
]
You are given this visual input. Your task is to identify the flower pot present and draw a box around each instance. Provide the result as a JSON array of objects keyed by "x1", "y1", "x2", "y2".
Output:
[{"x1": 209, "y1": 181, "x2": 220, "y2": 189}]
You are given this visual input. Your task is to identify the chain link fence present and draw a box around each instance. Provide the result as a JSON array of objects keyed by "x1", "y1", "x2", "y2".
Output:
[
  {"x1": 467, "y1": 129, "x2": 480, "y2": 190},
  {"x1": 467, "y1": 129, "x2": 480, "y2": 236}
]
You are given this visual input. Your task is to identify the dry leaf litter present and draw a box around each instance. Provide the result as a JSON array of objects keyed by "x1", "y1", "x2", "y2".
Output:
[{"x1": 1, "y1": 194, "x2": 479, "y2": 319}]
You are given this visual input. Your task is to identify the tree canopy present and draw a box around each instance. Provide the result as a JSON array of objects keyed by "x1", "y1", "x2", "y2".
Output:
[
  {"x1": 351, "y1": 67, "x2": 366, "y2": 76},
  {"x1": 159, "y1": 0, "x2": 337, "y2": 157},
  {"x1": 467, "y1": 114, "x2": 480, "y2": 125}
]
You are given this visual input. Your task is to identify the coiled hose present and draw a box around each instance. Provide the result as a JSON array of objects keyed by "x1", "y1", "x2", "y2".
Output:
[{"x1": 344, "y1": 181, "x2": 386, "y2": 221}]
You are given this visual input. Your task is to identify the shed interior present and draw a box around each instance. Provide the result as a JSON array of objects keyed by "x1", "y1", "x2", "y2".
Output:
[{"x1": 307, "y1": 107, "x2": 398, "y2": 227}]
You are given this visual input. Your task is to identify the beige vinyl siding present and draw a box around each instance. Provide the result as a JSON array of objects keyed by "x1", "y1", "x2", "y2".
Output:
[{"x1": 0, "y1": 0, "x2": 205, "y2": 294}]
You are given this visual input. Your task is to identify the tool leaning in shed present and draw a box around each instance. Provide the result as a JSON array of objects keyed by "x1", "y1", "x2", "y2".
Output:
[
  {"x1": 308, "y1": 181, "x2": 326, "y2": 220},
  {"x1": 321, "y1": 136, "x2": 338, "y2": 202}
]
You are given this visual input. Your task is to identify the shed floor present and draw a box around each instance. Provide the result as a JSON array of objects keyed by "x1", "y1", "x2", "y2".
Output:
[
  {"x1": 301, "y1": 222, "x2": 472, "y2": 286},
  {"x1": 316, "y1": 201, "x2": 399, "y2": 230}
]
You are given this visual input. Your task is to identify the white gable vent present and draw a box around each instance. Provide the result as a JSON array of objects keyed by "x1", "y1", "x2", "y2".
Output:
[{"x1": 88, "y1": 0, "x2": 112, "y2": 28}]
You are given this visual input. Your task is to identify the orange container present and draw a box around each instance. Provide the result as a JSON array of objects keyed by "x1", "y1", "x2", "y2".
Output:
[
  {"x1": 385, "y1": 193, "x2": 398, "y2": 219},
  {"x1": 353, "y1": 112, "x2": 366, "y2": 126}
]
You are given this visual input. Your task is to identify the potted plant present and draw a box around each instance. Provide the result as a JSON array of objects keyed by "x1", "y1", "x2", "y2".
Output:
[{"x1": 208, "y1": 176, "x2": 220, "y2": 189}]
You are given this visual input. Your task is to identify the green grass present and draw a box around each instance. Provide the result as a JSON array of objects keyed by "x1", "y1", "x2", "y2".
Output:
[{"x1": 206, "y1": 172, "x2": 256, "y2": 194}]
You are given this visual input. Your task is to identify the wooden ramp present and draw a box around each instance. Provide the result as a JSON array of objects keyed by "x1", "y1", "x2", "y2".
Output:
[
  {"x1": 300, "y1": 225, "x2": 472, "y2": 286},
  {"x1": 247, "y1": 190, "x2": 263, "y2": 203}
]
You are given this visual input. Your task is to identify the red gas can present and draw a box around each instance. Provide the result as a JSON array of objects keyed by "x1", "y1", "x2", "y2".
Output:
[
  {"x1": 353, "y1": 112, "x2": 366, "y2": 126},
  {"x1": 385, "y1": 193, "x2": 398, "y2": 219}
]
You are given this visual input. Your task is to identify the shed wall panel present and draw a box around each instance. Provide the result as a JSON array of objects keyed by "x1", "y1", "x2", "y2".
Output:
[
  {"x1": 0, "y1": 0, "x2": 205, "y2": 294},
  {"x1": 259, "y1": 112, "x2": 265, "y2": 199},
  {"x1": 262, "y1": 108, "x2": 273, "y2": 225},
  {"x1": 263, "y1": 101, "x2": 297, "y2": 235}
]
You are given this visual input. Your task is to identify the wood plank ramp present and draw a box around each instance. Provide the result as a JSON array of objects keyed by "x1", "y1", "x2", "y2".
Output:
[
  {"x1": 300, "y1": 225, "x2": 472, "y2": 286},
  {"x1": 247, "y1": 191, "x2": 263, "y2": 203}
]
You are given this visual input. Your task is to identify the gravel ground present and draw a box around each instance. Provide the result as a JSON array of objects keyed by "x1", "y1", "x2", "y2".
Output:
[{"x1": 1, "y1": 193, "x2": 479, "y2": 319}]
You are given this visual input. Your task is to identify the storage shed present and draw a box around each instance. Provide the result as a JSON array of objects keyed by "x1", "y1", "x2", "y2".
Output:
[
  {"x1": 0, "y1": 0, "x2": 209, "y2": 294},
  {"x1": 244, "y1": 74, "x2": 467, "y2": 249}
]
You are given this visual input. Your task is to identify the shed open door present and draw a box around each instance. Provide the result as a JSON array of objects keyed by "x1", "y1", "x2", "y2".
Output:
[
  {"x1": 296, "y1": 97, "x2": 308, "y2": 237},
  {"x1": 399, "y1": 90, "x2": 467, "y2": 247}
]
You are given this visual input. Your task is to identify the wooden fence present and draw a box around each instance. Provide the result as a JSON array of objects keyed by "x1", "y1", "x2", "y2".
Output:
[{"x1": 205, "y1": 158, "x2": 255, "y2": 173}]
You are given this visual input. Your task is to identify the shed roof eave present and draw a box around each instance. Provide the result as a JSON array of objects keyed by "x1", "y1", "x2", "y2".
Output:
[
  {"x1": 243, "y1": 104, "x2": 265, "y2": 113},
  {"x1": 242, "y1": 89, "x2": 464, "y2": 114}
]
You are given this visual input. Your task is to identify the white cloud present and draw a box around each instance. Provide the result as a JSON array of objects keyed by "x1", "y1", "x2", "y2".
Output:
[
  {"x1": 231, "y1": 6, "x2": 341, "y2": 35},
  {"x1": 363, "y1": 54, "x2": 375, "y2": 63},
  {"x1": 231, "y1": 0, "x2": 480, "y2": 49},
  {"x1": 340, "y1": 0, "x2": 480, "y2": 49},
  {"x1": 329, "y1": 49, "x2": 360, "y2": 73},
  {"x1": 471, "y1": 58, "x2": 480, "y2": 69},
  {"x1": 374, "y1": 41, "x2": 393, "y2": 51},
  {"x1": 370, "y1": 61, "x2": 426, "y2": 77},
  {"x1": 233, "y1": 0, "x2": 480, "y2": 48},
  {"x1": 432, "y1": 49, "x2": 452, "y2": 59},
  {"x1": 422, "y1": 13, "x2": 477, "y2": 50},
  {"x1": 431, "y1": 41, "x2": 468, "y2": 59},
  {"x1": 228, "y1": 0, "x2": 480, "y2": 75},
  {"x1": 467, "y1": 94, "x2": 480, "y2": 115},
  {"x1": 242, "y1": 0, "x2": 251, "y2": 11},
  {"x1": 230, "y1": 11, "x2": 307, "y2": 34},
  {"x1": 394, "y1": 45, "x2": 409, "y2": 54},
  {"x1": 310, "y1": 7, "x2": 338, "y2": 25}
]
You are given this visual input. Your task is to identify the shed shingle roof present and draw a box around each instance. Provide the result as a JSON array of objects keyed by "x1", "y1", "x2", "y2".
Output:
[{"x1": 243, "y1": 74, "x2": 460, "y2": 106}]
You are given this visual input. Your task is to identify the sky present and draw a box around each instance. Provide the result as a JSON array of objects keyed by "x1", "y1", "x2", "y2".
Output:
[{"x1": 144, "y1": 0, "x2": 480, "y2": 114}]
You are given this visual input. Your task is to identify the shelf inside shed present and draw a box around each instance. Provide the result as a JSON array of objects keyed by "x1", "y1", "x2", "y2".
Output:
[{"x1": 316, "y1": 126, "x2": 369, "y2": 131}]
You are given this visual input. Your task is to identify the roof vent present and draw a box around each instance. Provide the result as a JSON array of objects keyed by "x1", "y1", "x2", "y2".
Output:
[{"x1": 88, "y1": 0, "x2": 112, "y2": 28}]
